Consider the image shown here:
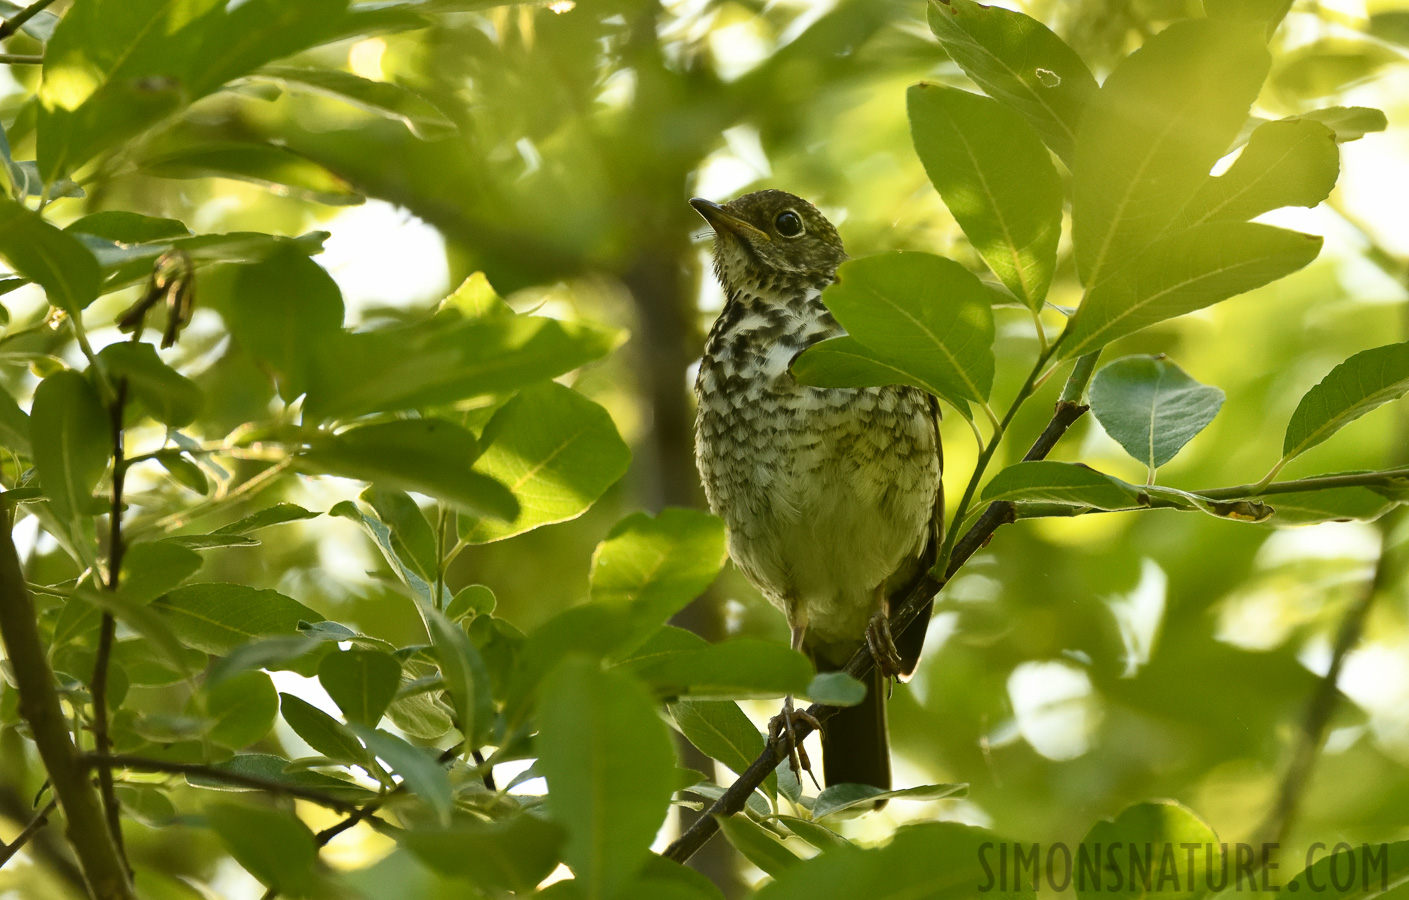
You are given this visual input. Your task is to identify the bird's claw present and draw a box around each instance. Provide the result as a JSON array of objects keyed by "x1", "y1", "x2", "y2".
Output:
[
  {"x1": 866, "y1": 609, "x2": 905, "y2": 681},
  {"x1": 769, "y1": 697, "x2": 821, "y2": 787}
]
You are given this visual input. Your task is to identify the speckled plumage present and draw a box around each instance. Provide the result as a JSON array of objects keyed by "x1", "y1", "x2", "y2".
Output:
[{"x1": 691, "y1": 190, "x2": 942, "y2": 667}]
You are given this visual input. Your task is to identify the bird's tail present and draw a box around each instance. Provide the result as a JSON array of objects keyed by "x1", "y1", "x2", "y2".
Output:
[{"x1": 820, "y1": 663, "x2": 890, "y2": 791}]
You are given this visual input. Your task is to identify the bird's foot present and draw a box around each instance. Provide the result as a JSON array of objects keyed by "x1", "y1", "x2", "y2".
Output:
[
  {"x1": 866, "y1": 608, "x2": 905, "y2": 682},
  {"x1": 768, "y1": 696, "x2": 821, "y2": 787}
]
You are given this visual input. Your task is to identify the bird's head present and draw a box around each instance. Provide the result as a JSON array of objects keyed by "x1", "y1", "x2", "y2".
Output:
[{"x1": 690, "y1": 189, "x2": 847, "y2": 299}]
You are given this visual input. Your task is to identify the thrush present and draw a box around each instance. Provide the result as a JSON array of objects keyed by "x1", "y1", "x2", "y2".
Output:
[{"x1": 690, "y1": 189, "x2": 942, "y2": 792}]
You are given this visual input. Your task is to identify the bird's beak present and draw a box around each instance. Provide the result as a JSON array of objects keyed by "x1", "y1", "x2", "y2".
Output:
[{"x1": 690, "y1": 198, "x2": 771, "y2": 242}]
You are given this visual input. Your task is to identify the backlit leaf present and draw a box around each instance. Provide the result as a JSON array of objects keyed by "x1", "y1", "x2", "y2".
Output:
[{"x1": 1282, "y1": 342, "x2": 1409, "y2": 461}]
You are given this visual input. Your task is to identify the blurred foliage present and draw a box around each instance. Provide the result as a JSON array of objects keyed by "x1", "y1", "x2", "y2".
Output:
[{"x1": 0, "y1": 1, "x2": 1407, "y2": 899}]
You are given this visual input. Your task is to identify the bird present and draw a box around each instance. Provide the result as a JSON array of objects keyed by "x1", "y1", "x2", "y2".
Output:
[{"x1": 690, "y1": 189, "x2": 942, "y2": 792}]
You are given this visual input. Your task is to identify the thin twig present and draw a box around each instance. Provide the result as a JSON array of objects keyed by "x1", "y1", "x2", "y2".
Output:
[
  {"x1": 0, "y1": 0, "x2": 59, "y2": 40},
  {"x1": 0, "y1": 798, "x2": 58, "y2": 867},
  {"x1": 662, "y1": 352, "x2": 1101, "y2": 864},
  {"x1": 81, "y1": 754, "x2": 366, "y2": 814},
  {"x1": 0, "y1": 53, "x2": 41, "y2": 64},
  {"x1": 0, "y1": 505, "x2": 134, "y2": 898},
  {"x1": 91, "y1": 376, "x2": 131, "y2": 872}
]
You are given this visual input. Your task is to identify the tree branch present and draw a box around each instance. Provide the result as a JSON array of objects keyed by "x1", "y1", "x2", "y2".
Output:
[
  {"x1": 0, "y1": 0, "x2": 58, "y2": 40},
  {"x1": 662, "y1": 352, "x2": 1101, "y2": 864},
  {"x1": 80, "y1": 754, "x2": 367, "y2": 814},
  {"x1": 0, "y1": 53, "x2": 42, "y2": 64},
  {"x1": 0, "y1": 798, "x2": 57, "y2": 868},
  {"x1": 0, "y1": 505, "x2": 135, "y2": 899}
]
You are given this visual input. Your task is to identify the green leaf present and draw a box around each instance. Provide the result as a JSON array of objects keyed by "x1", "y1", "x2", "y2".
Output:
[
  {"x1": 981, "y1": 461, "x2": 1144, "y2": 510},
  {"x1": 152, "y1": 583, "x2": 323, "y2": 655},
  {"x1": 398, "y1": 815, "x2": 566, "y2": 892},
  {"x1": 1089, "y1": 355, "x2": 1226, "y2": 471},
  {"x1": 330, "y1": 499, "x2": 438, "y2": 605},
  {"x1": 154, "y1": 451, "x2": 208, "y2": 495},
  {"x1": 1073, "y1": 19, "x2": 1271, "y2": 286},
  {"x1": 66, "y1": 211, "x2": 190, "y2": 243},
  {"x1": 777, "y1": 816, "x2": 851, "y2": 852},
  {"x1": 446, "y1": 584, "x2": 495, "y2": 622},
  {"x1": 206, "y1": 802, "x2": 319, "y2": 896},
  {"x1": 226, "y1": 246, "x2": 344, "y2": 401},
  {"x1": 538, "y1": 657, "x2": 677, "y2": 900},
  {"x1": 623, "y1": 635, "x2": 814, "y2": 701},
  {"x1": 251, "y1": 66, "x2": 456, "y2": 140},
  {"x1": 361, "y1": 487, "x2": 438, "y2": 582},
  {"x1": 425, "y1": 609, "x2": 493, "y2": 746},
  {"x1": 812, "y1": 783, "x2": 967, "y2": 821},
  {"x1": 925, "y1": 0, "x2": 1097, "y2": 166},
  {"x1": 440, "y1": 271, "x2": 513, "y2": 318},
  {"x1": 201, "y1": 670, "x2": 277, "y2": 749},
  {"x1": 804, "y1": 672, "x2": 866, "y2": 707},
  {"x1": 1266, "y1": 487, "x2": 1397, "y2": 525},
  {"x1": 117, "y1": 540, "x2": 203, "y2": 606},
  {"x1": 460, "y1": 382, "x2": 631, "y2": 543},
  {"x1": 755, "y1": 821, "x2": 1030, "y2": 900},
  {"x1": 1060, "y1": 221, "x2": 1322, "y2": 360},
  {"x1": 96, "y1": 342, "x2": 203, "y2": 427},
  {"x1": 318, "y1": 649, "x2": 401, "y2": 726},
  {"x1": 304, "y1": 419, "x2": 517, "y2": 521},
  {"x1": 0, "y1": 198, "x2": 100, "y2": 313},
  {"x1": 186, "y1": 753, "x2": 374, "y2": 802},
  {"x1": 1269, "y1": 839, "x2": 1409, "y2": 900},
  {"x1": 386, "y1": 691, "x2": 454, "y2": 741},
  {"x1": 1283, "y1": 343, "x2": 1409, "y2": 462},
  {"x1": 37, "y1": 0, "x2": 351, "y2": 181},
  {"x1": 303, "y1": 314, "x2": 623, "y2": 420},
  {"x1": 1296, "y1": 106, "x2": 1389, "y2": 143},
  {"x1": 590, "y1": 508, "x2": 727, "y2": 640},
  {"x1": 792, "y1": 252, "x2": 994, "y2": 418},
  {"x1": 907, "y1": 83, "x2": 1061, "y2": 311},
  {"x1": 213, "y1": 504, "x2": 320, "y2": 535},
  {"x1": 141, "y1": 142, "x2": 363, "y2": 206},
  {"x1": 1079, "y1": 801, "x2": 1218, "y2": 900},
  {"x1": 94, "y1": 230, "x2": 328, "y2": 297},
  {"x1": 0, "y1": 0, "x2": 58, "y2": 40},
  {"x1": 716, "y1": 814, "x2": 803, "y2": 877},
  {"x1": 30, "y1": 369, "x2": 109, "y2": 526},
  {"x1": 0, "y1": 386, "x2": 30, "y2": 456},
  {"x1": 1178, "y1": 119, "x2": 1339, "y2": 229},
  {"x1": 278, "y1": 692, "x2": 368, "y2": 766},
  {"x1": 670, "y1": 699, "x2": 768, "y2": 781},
  {"x1": 353, "y1": 724, "x2": 454, "y2": 824}
]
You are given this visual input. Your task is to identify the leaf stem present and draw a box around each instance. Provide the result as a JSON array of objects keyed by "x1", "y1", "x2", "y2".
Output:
[{"x1": 0, "y1": 798, "x2": 57, "y2": 868}]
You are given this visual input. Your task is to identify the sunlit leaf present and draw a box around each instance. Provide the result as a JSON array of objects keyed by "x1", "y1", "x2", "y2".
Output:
[
  {"x1": 426, "y1": 609, "x2": 493, "y2": 746},
  {"x1": 1089, "y1": 355, "x2": 1225, "y2": 470},
  {"x1": 152, "y1": 584, "x2": 323, "y2": 656},
  {"x1": 908, "y1": 83, "x2": 1061, "y2": 311},
  {"x1": 1282, "y1": 342, "x2": 1409, "y2": 461},
  {"x1": 981, "y1": 461, "x2": 1144, "y2": 510},
  {"x1": 1178, "y1": 119, "x2": 1339, "y2": 229},
  {"x1": 1079, "y1": 801, "x2": 1217, "y2": 900},
  {"x1": 117, "y1": 541, "x2": 203, "y2": 606},
  {"x1": 461, "y1": 382, "x2": 630, "y2": 543},
  {"x1": 1295, "y1": 105, "x2": 1388, "y2": 142},
  {"x1": 792, "y1": 251, "x2": 994, "y2": 418},
  {"x1": 97, "y1": 342, "x2": 203, "y2": 427},
  {"x1": 1073, "y1": 19, "x2": 1270, "y2": 285},
  {"x1": 925, "y1": 0, "x2": 1097, "y2": 165},
  {"x1": 278, "y1": 692, "x2": 368, "y2": 766},
  {"x1": 1060, "y1": 222, "x2": 1321, "y2": 360}
]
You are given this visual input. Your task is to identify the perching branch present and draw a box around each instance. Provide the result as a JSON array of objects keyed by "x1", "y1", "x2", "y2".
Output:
[
  {"x1": 663, "y1": 351, "x2": 1101, "y2": 864},
  {"x1": 0, "y1": 504, "x2": 135, "y2": 899},
  {"x1": 0, "y1": 798, "x2": 58, "y2": 868}
]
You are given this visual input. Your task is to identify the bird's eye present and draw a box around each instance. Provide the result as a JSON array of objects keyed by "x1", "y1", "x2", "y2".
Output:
[{"x1": 774, "y1": 210, "x2": 804, "y2": 237}]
